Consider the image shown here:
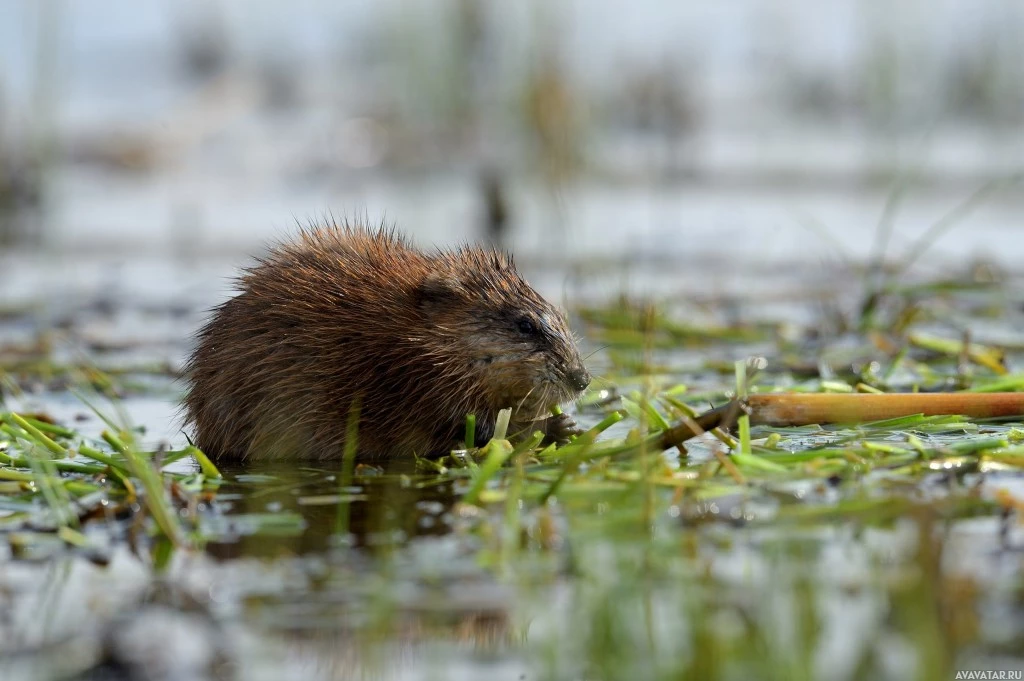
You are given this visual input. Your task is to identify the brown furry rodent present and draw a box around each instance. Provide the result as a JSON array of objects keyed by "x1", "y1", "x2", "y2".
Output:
[{"x1": 183, "y1": 222, "x2": 591, "y2": 461}]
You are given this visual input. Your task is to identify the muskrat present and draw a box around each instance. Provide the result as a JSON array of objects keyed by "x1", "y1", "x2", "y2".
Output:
[{"x1": 183, "y1": 222, "x2": 591, "y2": 461}]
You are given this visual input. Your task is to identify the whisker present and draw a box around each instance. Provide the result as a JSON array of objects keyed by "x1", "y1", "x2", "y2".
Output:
[{"x1": 515, "y1": 385, "x2": 538, "y2": 415}]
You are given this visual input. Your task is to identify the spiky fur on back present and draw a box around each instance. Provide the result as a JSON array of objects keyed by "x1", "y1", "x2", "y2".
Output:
[{"x1": 183, "y1": 221, "x2": 586, "y2": 461}]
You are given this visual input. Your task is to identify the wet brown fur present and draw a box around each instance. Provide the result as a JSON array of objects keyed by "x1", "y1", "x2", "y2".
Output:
[{"x1": 183, "y1": 221, "x2": 589, "y2": 462}]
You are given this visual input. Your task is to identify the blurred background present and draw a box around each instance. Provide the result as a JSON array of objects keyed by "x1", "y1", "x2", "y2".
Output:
[
  {"x1": 1, "y1": 0, "x2": 1022, "y2": 258},
  {"x1": 1, "y1": 0, "x2": 1023, "y2": 417}
]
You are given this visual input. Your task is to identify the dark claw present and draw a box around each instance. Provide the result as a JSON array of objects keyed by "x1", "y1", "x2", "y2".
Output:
[{"x1": 543, "y1": 412, "x2": 583, "y2": 446}]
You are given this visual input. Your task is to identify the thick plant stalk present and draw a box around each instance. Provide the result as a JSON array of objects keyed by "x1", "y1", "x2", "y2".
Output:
[
  {"x1": 660, "y1": 402, "x2": 743, "y2": 448},
  {"x1": 661, "y1": 393, "x2": 1024, "y2": 448},
  {"x1": 746, "y1": 392, "x2": 1024, "y2": 426}
]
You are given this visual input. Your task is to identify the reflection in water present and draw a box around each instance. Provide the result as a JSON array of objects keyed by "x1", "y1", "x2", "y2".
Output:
[
  {"x1": 197, "y1": 462, "x2": 525, "y2": 679},
  {"x1": 205, "y1": 460, "x2": 460, "y2": 559}
]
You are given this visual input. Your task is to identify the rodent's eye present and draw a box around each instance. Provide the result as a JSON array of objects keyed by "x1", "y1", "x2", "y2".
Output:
[{"x1": 516, "y1": 317, "x2": 537, "y2": 336}]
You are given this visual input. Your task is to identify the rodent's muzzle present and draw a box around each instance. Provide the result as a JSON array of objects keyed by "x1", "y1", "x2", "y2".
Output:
[{"x1": 566, "y1": 366, "x2": 591, "y2": 393}]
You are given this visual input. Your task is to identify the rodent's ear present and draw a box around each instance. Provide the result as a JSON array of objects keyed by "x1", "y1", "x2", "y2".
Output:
[{"x1": 416, "y1": 273, "x2": 464, "y2": 312}]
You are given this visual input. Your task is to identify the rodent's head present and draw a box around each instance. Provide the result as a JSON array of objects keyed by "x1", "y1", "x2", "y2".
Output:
[{"x1": 416, "y1": 249, "x2": 590, "y2": 420}]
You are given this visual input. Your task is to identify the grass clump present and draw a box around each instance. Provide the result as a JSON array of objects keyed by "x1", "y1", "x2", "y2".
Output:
[{"x1": 0, "y1": 401, "x2": 222, "y2": 566}]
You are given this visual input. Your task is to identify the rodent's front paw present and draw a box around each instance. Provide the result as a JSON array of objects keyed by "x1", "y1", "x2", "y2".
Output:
[{"x1": 543, "y1": 412, "x2": 583, "y2": 446}]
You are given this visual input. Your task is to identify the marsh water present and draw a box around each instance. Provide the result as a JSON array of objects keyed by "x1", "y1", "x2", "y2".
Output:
[
  {"x1": 4, "y1": 239, "x2": 1024, "y2": 680},
  {"x1": 3, "y1": 1, "x2": 1024, "y2": 679}
]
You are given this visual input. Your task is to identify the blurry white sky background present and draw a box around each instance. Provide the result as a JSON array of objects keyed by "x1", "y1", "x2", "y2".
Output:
[{"x1": 0, "y1": 0, "x2": 1021, "y2": 266}]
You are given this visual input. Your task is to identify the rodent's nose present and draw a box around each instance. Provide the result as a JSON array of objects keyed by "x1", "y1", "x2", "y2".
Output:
[{"x1": 566, "y1": 367, "x2": 591, "y2": 392}]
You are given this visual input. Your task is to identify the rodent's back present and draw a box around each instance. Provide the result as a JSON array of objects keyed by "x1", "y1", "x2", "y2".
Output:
[{"x1": 184, "y1": 223, "x2": 590, "y2": 461}]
